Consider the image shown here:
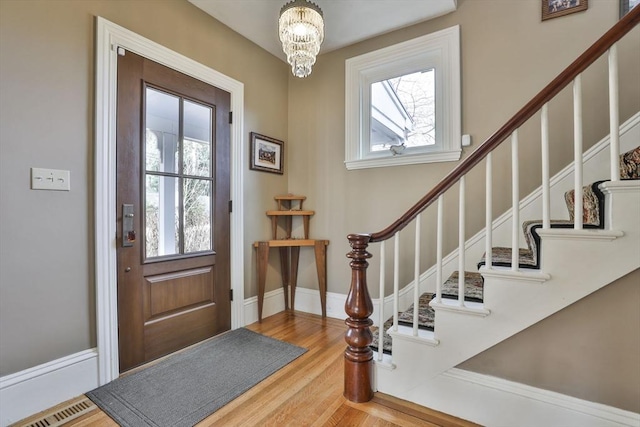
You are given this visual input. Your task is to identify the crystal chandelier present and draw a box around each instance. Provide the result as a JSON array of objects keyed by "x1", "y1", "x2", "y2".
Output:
[{"x1": 278, "y1": 0, "x2": 324, "y2": 78}]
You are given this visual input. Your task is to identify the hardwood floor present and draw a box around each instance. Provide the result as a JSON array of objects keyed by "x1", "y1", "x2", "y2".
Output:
[{"x1": 17, "y1": 311, "x2": 478, "y2": 427}]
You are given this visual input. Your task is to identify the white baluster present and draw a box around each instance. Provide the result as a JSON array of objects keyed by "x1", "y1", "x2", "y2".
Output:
[
  {"x1": 377, "y1": 240, "x2": 386, "y2": 362},
  {"x1": 609, "y1": 44, "x2": 620, "y2": 182},
  {"x1": 458, "y1": 175, "x2": 466, "y2": 307},
  {"x1": 574, "y1": 75, "x2": 583, "y2": 230},
  {"x1": 392, "y1": 232, "x2": 400, "y2": 332},
  {"x1": 413, "y1": 215, "x2": 421, "y2": 336},
  {"x1": 512, "y1": 130, "x2": 519, "y2": 272},
  {"x1": 485, "y1": 153, "x2": 493, "y2": 269},
  {"x1": 541, "y1": 103, "x2": 551, "y2": 229},
  {"x1": 436, "y1": 195, "x2": 444, "y2": 303}
]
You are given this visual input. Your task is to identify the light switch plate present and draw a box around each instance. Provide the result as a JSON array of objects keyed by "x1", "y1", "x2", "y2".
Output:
[
  {"x1": 31, "y1": 168, "x2": 71, "y2": 191},
  {"x1": 462, "y1": 134, "x2": 472, "y2": 147}
]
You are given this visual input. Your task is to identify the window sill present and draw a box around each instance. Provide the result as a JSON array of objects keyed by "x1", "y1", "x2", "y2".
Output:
[{"x1": 345, "y1": 149, "x2": 462, "y2": 170}]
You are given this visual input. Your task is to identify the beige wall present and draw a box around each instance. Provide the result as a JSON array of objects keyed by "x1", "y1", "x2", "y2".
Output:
[
  {"x1": 287, "y1": 0, "x2": 639, "y2": 296},
  {"x1": 285, "y1": 0, "x2": 639, "y2": 413},
  {"x1": 459, "y1": 268, "x2": 640, "y2": 413},
  {"x1": 0, "y1": 0, "x2": 289, "y2": 375},
  {"x1": 0, "y1": 0, "x2": 638, "y2": 413}
]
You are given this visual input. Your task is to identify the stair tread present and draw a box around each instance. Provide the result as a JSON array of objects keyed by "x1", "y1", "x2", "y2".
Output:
[
  {"x1": 478, "y1": 247, "x2": 537, "y2": 269},
  {"x1": 441, "y1": 271, "x2": 484, "y2": 303},
  {"x1": 397, "y1": 292, "x2": 436, "y2": 330}
]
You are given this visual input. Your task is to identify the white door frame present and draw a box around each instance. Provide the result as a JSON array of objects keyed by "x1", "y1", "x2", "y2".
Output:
[{"x1": 95, "y1": 17, "x2": 245, "y2": 385}]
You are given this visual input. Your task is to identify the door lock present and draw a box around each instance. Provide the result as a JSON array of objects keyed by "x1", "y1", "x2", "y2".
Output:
[{"x1": 122, "y1": 204, "x2": 135, "y2": 247}]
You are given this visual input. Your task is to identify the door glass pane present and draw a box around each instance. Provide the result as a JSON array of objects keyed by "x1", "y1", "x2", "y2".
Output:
[
  {"x1": 146, "y1": 175, "x2": 180, "y2": 257},
  {"x1": 183, "y1": 100, "x2": 212, "y2": 177},
  {"x1": 145, "y1": 88, "x2": 179, "y2": 173},
  {"x1": 183, "y1": 178, "x2": 212, "y2": 253},
  {"x1": 370, "y1": 68, "x2": 435, "y2": 152}
]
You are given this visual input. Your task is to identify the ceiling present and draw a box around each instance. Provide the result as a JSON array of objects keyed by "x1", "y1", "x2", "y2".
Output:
[{"x1": 188, "y1": 0, "x2": 457, "y2": 62}]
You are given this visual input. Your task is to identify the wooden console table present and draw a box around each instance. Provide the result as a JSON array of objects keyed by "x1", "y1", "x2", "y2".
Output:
[{"x1": 254, "y1": 239, "x2": 329, "y2": 321}]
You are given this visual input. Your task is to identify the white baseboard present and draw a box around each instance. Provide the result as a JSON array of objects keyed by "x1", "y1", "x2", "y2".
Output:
[
  {"x1": 292, "y1": 288, "x2": 347, "y2": 320},
  {"x1": 434, "y1": 368, "x2": 640, "y2": 427},
  {"x1": 243, "y1": 286, "x2": 347, "y2": 324},
  {"x1": 0, "y1": 349, "x2": 99, "y2": 427},
  {"x1": 243, "y1": 288, "x2": 286, "y2": 325}
]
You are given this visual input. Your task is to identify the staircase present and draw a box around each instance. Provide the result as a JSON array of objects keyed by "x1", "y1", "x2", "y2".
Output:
[
  {"x1": 372, "y1": 147, "x2": 639, "y2": 357},
  {"x1": 343, "y1": 8, "x2": 640, "y2": 425},
  {"x1": 372, "y1": 145, "x2": 639, "y2": 389}
]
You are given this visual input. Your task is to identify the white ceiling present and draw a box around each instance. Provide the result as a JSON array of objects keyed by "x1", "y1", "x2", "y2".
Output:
[{"x1": 188, "y1": 0, "x2": 457, "y2": 62}]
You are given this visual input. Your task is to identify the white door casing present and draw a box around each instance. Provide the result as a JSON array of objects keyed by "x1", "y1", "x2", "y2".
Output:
[{"x1": 95, "y1": 17, "x2": 245, "y2": 385}]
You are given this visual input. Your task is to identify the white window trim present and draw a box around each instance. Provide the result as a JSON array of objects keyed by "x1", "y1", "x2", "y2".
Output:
[{"x1": 345, "y1": 25, "x2": 461, "y2": 170}]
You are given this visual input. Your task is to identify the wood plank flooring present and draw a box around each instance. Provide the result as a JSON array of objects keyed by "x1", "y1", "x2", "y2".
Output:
[{"x1": 17, "y1": 311, "x2": 478, "y2": 427}]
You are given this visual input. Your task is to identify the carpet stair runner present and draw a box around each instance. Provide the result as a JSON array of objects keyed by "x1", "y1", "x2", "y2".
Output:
[{"x1": 371, "y1": 146, "x2": 640, "y2": 355}]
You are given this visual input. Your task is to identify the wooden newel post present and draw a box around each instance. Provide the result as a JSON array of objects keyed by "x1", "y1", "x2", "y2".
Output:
[{"x1": 344, "y1": 233, "x2": 374, "y2": 402}]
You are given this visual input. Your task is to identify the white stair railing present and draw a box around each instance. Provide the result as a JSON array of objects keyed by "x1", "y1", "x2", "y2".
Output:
[
  {"x1": 485, "y1": 153, "x2": 493, "y2": 269},
  {"x1": 413, "y1": 215, "x2": 421, "y2": 335},
  {"x1": 435, "y1": 195, "x2": 444, "y2": 303},
  {"x1": 511, "y1": 130, "x2": 520, "y2": 271},
  {"x1": 458, "y1": 176, "x2": 466, "y2": 306},
  {"x1": 392, "y1": 232, "x2": 400, "y2": 333},
  {"x1": 541, "y1": 103, "x2": 551, "y2": 229},
  {"x1": 377, "y1": 240, "x2": 386, "y2": 362},
  {"x1": 363, "y1": 14, "x2": 638, "y2": 367},
  {"x1": 574, "y1": 74, "x2": 584, "y2": 230},
  {"x1": 609, "y1": 44, "x2": 620, "y2": 183}
]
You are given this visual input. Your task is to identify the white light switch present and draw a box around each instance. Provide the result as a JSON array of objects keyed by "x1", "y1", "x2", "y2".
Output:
[
  {"x1": 31, "y1": 168, "x2": 71, "y2": 191},
  {"x1": 462, "y1": 134, "x2": 472, "y2": 147}
]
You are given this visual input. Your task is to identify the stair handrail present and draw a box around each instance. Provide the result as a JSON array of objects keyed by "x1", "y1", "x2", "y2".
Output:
[{"x1": 344, "y1": 7, "x2": 640, "y2": 404}]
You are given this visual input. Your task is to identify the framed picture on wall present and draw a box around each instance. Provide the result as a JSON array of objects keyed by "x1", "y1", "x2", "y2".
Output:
[
  {"x1": 620, "y1": 0, "x2": 640, "y2": 18},
  {"x1": 249, "y1": 132, "x2": 284, "y2": 174},
  {"x1": 542, "y1": 0, "x2": 588, "y2": 20}
]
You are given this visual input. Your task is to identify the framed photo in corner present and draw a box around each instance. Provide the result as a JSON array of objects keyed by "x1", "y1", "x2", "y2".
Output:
[
  {"x1": 250, "y1": 132, "x2": 284, "y2": 174},
  {"x1": 620, "y1": 0, "x2": 640, "y2": 18},
  {"x1": 542, "y1": 0, "x2": 588, "y2": 20}
]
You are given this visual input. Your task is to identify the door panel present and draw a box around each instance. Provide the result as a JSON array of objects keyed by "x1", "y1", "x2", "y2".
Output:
[
  {"x1": 116, "y1": 51, "x2": 231, "y2": 372},
  {"x1": 145, "y1": 267, "x2": 214, "y2": 317}
]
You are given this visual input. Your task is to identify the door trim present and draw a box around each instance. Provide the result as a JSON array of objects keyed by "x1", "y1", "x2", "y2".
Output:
[{"x1": 95, "y1": 17, "x2": 245, "y2": 385}]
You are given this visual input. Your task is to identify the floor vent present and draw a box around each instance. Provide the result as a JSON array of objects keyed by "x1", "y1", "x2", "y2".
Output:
[{"x1": 15, "y1": 398, "x2": 96, "y2": 427}]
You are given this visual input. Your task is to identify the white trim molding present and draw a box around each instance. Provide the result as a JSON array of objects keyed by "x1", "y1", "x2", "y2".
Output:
[
  {"x1": 439, "y1": 368, "x2": 640, "y2": 427},
  {"x1": 345, "y1": 25, "x2": 461, "y2": 170},
  {"x1": 243, "y1": 288, "x2": 347, "y2": 325},
  {"x1": 0, "y1": 350, "x2": 99, "y2": 427},
  {"x1": 95, "y1": 17, "x2": 245, "y2": 386}
]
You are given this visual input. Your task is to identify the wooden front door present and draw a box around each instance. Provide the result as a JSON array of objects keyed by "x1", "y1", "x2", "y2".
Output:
[{"x1": 116, "y1": 50, "x2": 231, "y2": 372}]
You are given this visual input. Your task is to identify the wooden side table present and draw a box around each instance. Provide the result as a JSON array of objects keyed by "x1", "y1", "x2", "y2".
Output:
[{"x1": 254, "y1": 239, "x2": 329, "y2": 321}]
